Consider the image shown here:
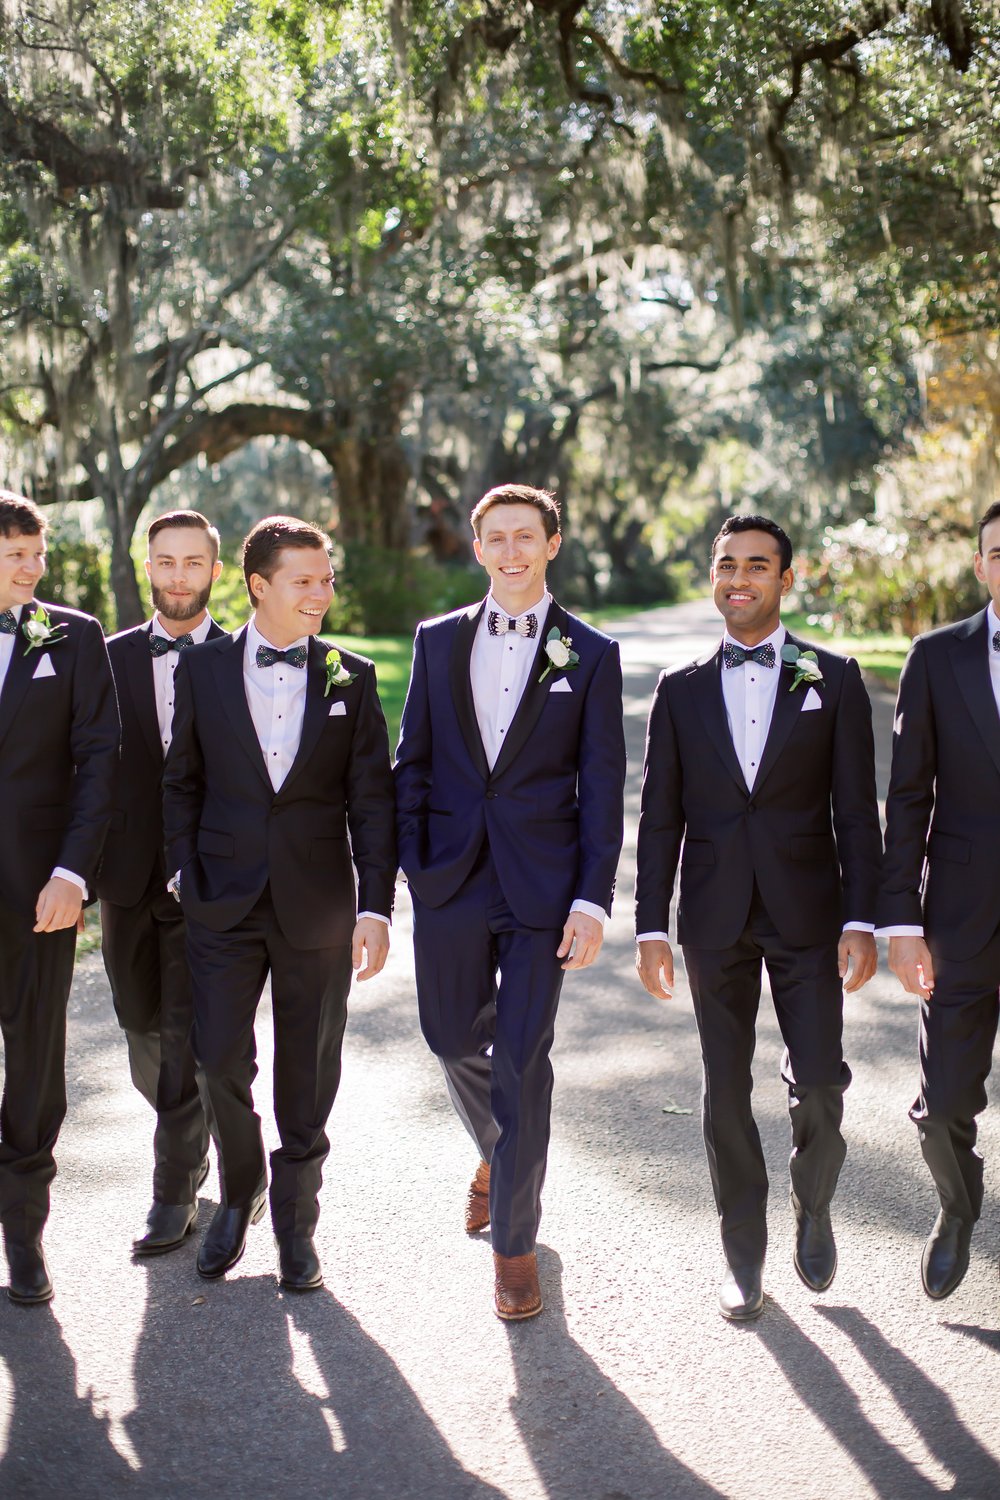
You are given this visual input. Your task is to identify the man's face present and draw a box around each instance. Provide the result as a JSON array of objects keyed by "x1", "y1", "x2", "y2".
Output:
[
  {"x1": 473, "y1": 503, "x2": 561, "y2": 614},
  {"x1": 146, "y1": 527, "x2": 221, "y2": 623},
  {"x1": 0, "y1": 529, "x2": 46, "y2": 613},
  {"x1": 711, "y1": 528, "x2": 793, "y2": 644},
  {"x1": 974, "y1": 517, "x2": 1000, "y2": 614},
  {"x1": 251, "y1": 546, "x2": 334, "y2": 646}
]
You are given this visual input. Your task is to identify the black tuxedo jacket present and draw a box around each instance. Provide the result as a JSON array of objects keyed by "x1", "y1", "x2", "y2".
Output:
[
  {"x1": 394, "y1": 597, "x2": 626, "y2": 930},
  {"x1": 96, "y1": 619, "x2": 227, "y2": 906},
  {"x1": 162, "y1": 626, "x2": 397, "y2": 950},
  {"x1": 879, "y1": 608, "x2": 1000, "y2": 961},
  {"x1": 635, "y1": 634, "x2": 881, "y2": 949},
  {"x1": 0, "y1": 601, "x2": 119, "y2": 917}
]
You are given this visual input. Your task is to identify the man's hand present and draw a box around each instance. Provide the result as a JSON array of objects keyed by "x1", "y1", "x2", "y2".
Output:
[
  {"x1": 838, "y1": 930, "x2": 878, "y2": 993},
  {"x1": 636, "y1": 939, "x2": 674, "y2": 1000},
  {"x1": 557, "y1": 912, "x2": 604, "y2": 971},
  {"x1": 888, "y1": 934, "x2": 935, "y2": 997},
  {"x1": 351, "y1": 917, "x2": 390, "y2": 981},
  {"x1": 34, "y1": 876, "x2": 84, "y2": 934}
]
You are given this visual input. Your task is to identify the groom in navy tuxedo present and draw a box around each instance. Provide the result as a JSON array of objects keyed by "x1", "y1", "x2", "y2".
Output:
[{"x1": 395, "y1": 484, "x2": 626, "y2": 1320}]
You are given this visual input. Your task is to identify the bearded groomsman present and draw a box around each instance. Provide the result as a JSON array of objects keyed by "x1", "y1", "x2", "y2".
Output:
[
  {"x1": 0, "y1": 491, "x2": 119, "y2": 1303},
  {"x1": 880, "y1": 500, "x2": 1000, "y2": 1299},
  {"x1": 163, "y1": 516, "x2": 396, "y2": 1291},
  {"x1": 635, "y1": 515, "x2": 881, "y2": 1321},
  {"x1": 97, "y1": 510, "x2": 225, "y2": 1257},
  {"x1": 395, "y1": 484, "x2": 626, "y2": 1321}
]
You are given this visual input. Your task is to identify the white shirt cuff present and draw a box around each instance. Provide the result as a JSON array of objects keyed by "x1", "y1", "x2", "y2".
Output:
[
  {"x1": 842, "y1": 922, "x2": 875, "y2": 934},
  {"x1": 569, "y1": 899, "x2": 606, "y2": 927},
  {"x1": 358, "y1": 911, "x2": 390, "y2": 927},
  {"x1": 637, "y1": 931, "x2": 670, "y2": 944},
  {"x1": 876, "y1": 925, "x2": 924, "y2": 938},
  {"x1": 52, "y1": 867, "x2": 87, "y2": 899}
]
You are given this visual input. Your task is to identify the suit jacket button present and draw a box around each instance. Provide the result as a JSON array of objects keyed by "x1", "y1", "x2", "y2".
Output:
[
  {"x1": 486, "y1": 790, "x2": 498, "y2": 800},
  {"x1": 747, "y1": 802, "x2": 756, "y2": 813}
]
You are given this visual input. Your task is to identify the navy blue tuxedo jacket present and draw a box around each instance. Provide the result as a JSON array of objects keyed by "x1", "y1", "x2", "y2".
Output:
[
  {"x1": 0, "y1": 601, "x2": 119, "y2": 916},
  {"x1": 394, "y1": 597, "x2": 626, "y2": 931},
  {"x1": 162, "y1": 625, "x2": 397, "y2": 950},
  {"x1": 635, "y1": 635, "x2": 881, "y2": 949}
]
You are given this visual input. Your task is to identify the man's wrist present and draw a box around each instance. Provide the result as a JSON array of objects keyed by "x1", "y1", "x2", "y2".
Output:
[
  {"x1": 570, "y1": 899, "x2": 606, "y2": 927},
  {"x1": 52, "y1": 867, "x2": 87, "y2": 899},
  {"x1": 358, "y1": 911, "x2": 390, "y2": 927},
  {"x1": 636, "y1": 931, "x2": 670, "y2": 944}
]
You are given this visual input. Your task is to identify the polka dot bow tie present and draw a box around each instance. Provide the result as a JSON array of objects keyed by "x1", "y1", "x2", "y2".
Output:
[
  {"x1": 0, "y1": 609, "x2": 17, "y2": 635},
  {"x1": 723, "y1": 641, "x2": 776, "y2": 670},
  {"x1": 256, "y1": 644, "x2": 308, "y2": 669},
  {"x1": 149, "y1": 633, "x2": 194, "y2": 656},
  {"x1": 488, "y1": 610, "x2": 538, "y2": 639}
]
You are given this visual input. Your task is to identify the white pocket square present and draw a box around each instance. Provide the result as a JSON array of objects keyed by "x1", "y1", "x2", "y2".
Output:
[
  {"x1": 801, "y1": 686, "x2": 822, "y2": 712},
  {"x1": 328, "y1": 700, "x2": 347, "y2": 717},
  {"x1": 32, "y1": 655, "x2": 56, "y2": 680},
  {"x1": 549, "y1": 678, "x2": 572, "y2": 694}
]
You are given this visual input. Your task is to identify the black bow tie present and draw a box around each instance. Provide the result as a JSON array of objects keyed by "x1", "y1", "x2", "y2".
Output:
[
  {"x1": 723, "y1": 641, "x2": 776, "y2": 670},
  {"x1": 256, "y1": 644, "x2": 307, "y2": 669},
  {"x1": 488, "y1": 610, "x2": 538, "y2": 639},
  {"x1": 149, "y1": 632, "x2": 194, "y2": 656},
  {"x1": 992, "y1": 630, "x2": 1000, "y2": 653},
  {"x1": 0, "y1": 609, "x2": 17, "y2": 636}
]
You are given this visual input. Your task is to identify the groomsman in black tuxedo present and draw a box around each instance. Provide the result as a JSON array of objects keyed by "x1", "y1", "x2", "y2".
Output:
[
  {"x1": 635, "y1": 515, "x2": 881, "y2": 1321},
  {"x1": 97, "y1": 510, "x2": 225, "y2": 1257},
  {"x1": 880, "y1": 500, "x2": 1000, "y2": 1299},
  {"x1": 0, "y1": 491, "x2": 119, "y2": 1303},
  {"x1": 395, "y1": 485, "x2": 626, "y2": 1321},
  {"x1": 163, "y1": 516, "x2": 396, "y2": 1291}
]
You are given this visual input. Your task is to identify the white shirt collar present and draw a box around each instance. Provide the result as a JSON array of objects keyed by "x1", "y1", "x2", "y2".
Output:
[
  {"x1": 987, "y1": 603, "x2": 1000, "y2": 641},
  {"x1": 151, "y1": 611, "x2": 214, "y2": 644},
  {"x1": 722, "y1": 621, "x2": 786, "y2": 660},
  {"x1": 486, "y1": 588, "x2": 550, "y2": 623},
  {"x1": 246, "y1": 616, "x2": 308, "y2": 658}
]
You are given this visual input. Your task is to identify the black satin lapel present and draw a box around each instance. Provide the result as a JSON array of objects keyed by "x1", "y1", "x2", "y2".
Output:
[
  {"x1": 126, "y1": 627, "x2": 163, "y2": 763},
  {"x1": 0, "y1": 619, "x2": 37, "y2": 754},
  {"x1": 449, "y1": 603, "x2": 489, "y2": 780},
  {"x1": 950, "y1": 617, "x2": 1000, "y2": 777},
  {"x1": 491, "y1": 601, "x2": 569, "y2": 781},
  {"x1": 752, "y1": 641, "x2": 808, "y2": 792},
  {"x1": 282, "y1": 639, "x2": 330, "y2": 789},
  {"x1": 687, "y1": 650, "x2": 748, "y2": 792},
  {"x1": 211, "y1": 629, "x2": 273, "y2": 791}
]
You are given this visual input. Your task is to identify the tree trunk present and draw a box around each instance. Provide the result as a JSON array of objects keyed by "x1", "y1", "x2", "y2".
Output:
[{"x1": 101, "y1": 489, "x2": 145, "y2": 628}]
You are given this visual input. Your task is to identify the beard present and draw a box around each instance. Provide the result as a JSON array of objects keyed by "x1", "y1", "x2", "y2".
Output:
[{"x1": 151, "y1": 581, "x2": 213, "y2": 622}]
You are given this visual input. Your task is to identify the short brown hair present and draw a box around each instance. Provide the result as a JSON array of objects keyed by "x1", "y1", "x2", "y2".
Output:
[
  {"x1": 241, "y1": 515, "x2": 332, "y2": 606},
  {"x1": 0, "y1": 490, "x2": 46, "y2": 538},
  {"x1": 470, "y1": 484, "x2": 561, "y2": 540},
  {"x1": 147, "y1": 509, "x2": 221, "y2": 562}
]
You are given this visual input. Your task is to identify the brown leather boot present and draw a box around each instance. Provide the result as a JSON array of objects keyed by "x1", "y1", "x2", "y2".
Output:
[
  {"x1": 465, "y1": 1159, "x2": 491, "y2": 1234},
  {"x1": 493, "y1": 1251, "x2": 542, "y2": 1321}
]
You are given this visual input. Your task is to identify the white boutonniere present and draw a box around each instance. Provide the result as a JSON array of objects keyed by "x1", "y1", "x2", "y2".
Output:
[
  {"x1": 538, "y1": 626, "x2": 580, "y2": 684},
  {"x1": 781, "y1": 642, "x2": 824, "y2": 693},
  {"x1": 323, "y1": 647, "x2": 357, "y2": 697},
  {"x1": 22, "y1": 605, "x2": 67, "y2": 654}
]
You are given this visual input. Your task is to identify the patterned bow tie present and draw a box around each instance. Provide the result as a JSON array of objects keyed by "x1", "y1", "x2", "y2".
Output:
[
  {"x1": 256, "y1": 644, "x2": 308, "y2": 669},
  {"x1": 488, "y1": 610, "x2": 538, "y2": 639},
  {"x1": 723, "y1": 641, "x2": 776, "y2": 670},
  {"x1": 993, "y1": 630, "x2": 1000, "y2": 653},
  {"x1": 0, "y1": 609, "x2": 17, "y2": 636},
  {"x1": 149, "y1": 632, "x2": 194, "y2": 656}
]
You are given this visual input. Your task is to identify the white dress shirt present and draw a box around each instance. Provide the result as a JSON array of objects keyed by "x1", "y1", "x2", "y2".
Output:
[
  {"x1": 0, "y1": 602, "x2": 85, "y2": 896},
  {"x1": 151, "y1": 612, "x2": 215, "y2": 756},
  {"x1": 470, "y1": 591, "x2": 605, "y2": 929}
]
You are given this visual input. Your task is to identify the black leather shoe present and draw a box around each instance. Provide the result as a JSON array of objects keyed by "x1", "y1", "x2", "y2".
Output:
[
  {"x1": 5, "y1": 1240, "x2": 53, "y2": 1305},
  {"x1": 791, "y1": 1194, "x2": 838, "y2": 1292},
  {"x1": 275, "y1": 1233, "x2": 323, "y2": 1293},
  {"x1": 719, "y1": 1263, "x2": 764, "y2": 1322},
  {"x1": 921, "y1": 1210, "x2": 974, "y2": 1300},
  {"x1": 197, "y1": 1191, "x2": 267, "y2": 1280},
  {"x1": 132, "y1": 1201, "x2": 199, "y2": 1257}
]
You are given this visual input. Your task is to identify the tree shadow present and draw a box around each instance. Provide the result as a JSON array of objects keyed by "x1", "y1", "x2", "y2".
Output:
[
  {"x1": 503, "y1": 1248, "x2": 723, "y2": 1500},
  {"x1": 0, "y1": 1303, "x2": 136, "y2": 1500},
  {"x1": 943, "y1": 1323, "x2": 1000, "y2": 1352}
]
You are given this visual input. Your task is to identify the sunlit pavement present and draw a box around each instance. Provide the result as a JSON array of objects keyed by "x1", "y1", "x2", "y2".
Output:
[{"x1": 1, "y1": 598, "x2": 997, "y2": 1499}]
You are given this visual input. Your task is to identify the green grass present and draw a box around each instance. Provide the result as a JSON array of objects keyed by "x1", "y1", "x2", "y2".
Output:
[
  {"x1": 341, "y1": 633, "x2": 413, "y2": 748},
  {"x1": 783, "y1": 611, "x2": 911, "y2": 689}
]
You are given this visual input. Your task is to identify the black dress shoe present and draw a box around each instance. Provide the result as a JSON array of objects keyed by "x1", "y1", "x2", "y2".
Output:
[
  {"x1": 197, "y1": 1191, "x2": 267, "y2": 1280},
  {"x1": 791, "y1": 1195, "x2": 838, "y2": 1292},
  {"x1": 132, "y1": 1201, "x2": 199, "y2": 1257},
  {"x1": 5, "y1": 1240, "x2": 53, "y2": 1305},
  {"x1": 921, "y1": 1210, "x2": 974, "y2": 1300},
  {"x1": 275, "y1": 1233, "x2": 323, "y2": 1293},
  {"x1": 719, "y1": 1263, "x2": 764, "y2": 1322}
]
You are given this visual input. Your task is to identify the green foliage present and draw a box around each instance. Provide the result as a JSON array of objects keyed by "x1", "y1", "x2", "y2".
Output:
[
  {"x1": 327, "y1": 545, "x2": 482, "y2": 636},
  {"x1": 42, "y1": 537, "x2": 115, "y2": 633}
]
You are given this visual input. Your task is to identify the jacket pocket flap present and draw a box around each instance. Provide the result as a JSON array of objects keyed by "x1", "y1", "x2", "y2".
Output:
[
  {"x1": 197, "y1": 828, "x2": 235, "y2": 858},
  {"x1": 681, "y1": 838, "x2": 715, "y2": 866},
  {"x1": 928, "y1": 830, "x2": 971, "y2": 865}
]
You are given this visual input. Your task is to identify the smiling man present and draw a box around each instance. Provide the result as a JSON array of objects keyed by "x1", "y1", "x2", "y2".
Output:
[
  {"x1": 162, "y1": 516, "x2": 396, "y2": 1291},
  {"x1": 97, "y1": 511, "x2": 226, "y2": 1259},
  {"x1": 395, "y1": 484, "x2": 625, "y2": 1321},
  {"x1": 635, "y1": 514, "x2": 881, "y2": 1322}
]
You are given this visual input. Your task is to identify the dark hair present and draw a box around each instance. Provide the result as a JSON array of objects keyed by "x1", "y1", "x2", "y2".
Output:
[
  {"x1": 147, "y1": 509, "x2": 221, "y2": 562},
  {"x1": 470, "y1": 484, "x2": 561, "y2": 540},
  {"x1": 711, "y1": 514, "x2": 793, "y2": 574},
  {"x1": 241, "y1": 515, "x2": 331, "y2": 606},
  {"x1": 0, "y1": 490, "x2": 46, "y2": 539},
  {"x1": 977, "y1": 502, "x2": 1000, "y2": 553}
]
